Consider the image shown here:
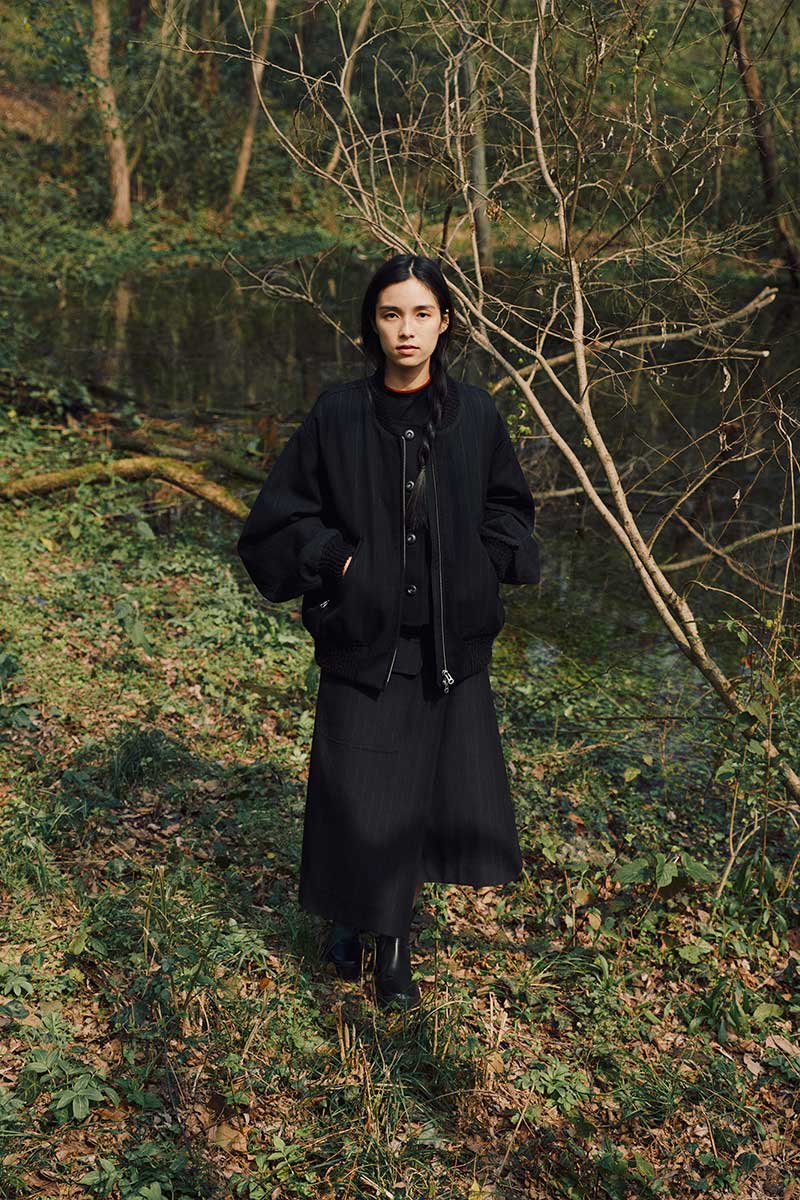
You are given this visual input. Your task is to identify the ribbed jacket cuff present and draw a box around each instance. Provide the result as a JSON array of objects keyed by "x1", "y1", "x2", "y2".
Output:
[
  {"x1": 318, "y1": 531, "x2": 357, "y2": 581},
  {"x1": 482, "y1": 536, "x2": 514, "y2": 579}
]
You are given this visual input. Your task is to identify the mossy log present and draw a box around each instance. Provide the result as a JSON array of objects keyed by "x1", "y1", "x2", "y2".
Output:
[
  {"x1": 1, "y1": 455, "x2": 249, "y2": 520},
  {"x1": 112, "y1": 433, "x2": 265, "y2": 483}
]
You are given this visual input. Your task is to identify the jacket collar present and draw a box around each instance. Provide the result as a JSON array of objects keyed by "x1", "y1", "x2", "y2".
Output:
[{"x1": 364, "y1": 366, "x2": 461, "y2": 436}]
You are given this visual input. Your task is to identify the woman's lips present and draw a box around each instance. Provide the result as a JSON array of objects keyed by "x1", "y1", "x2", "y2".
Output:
[{"x1": 398, "y1": 347, "x2": 418, "y2": 353}]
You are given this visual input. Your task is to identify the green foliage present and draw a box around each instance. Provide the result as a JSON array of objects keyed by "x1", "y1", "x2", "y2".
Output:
[
  {"x1": 519, "y1": 1058, "x2": 592, "y2": 1113},
  {"x1": 19, "y1": 1049, "x2": 119, "y2": 1122},
  {"x1": 0, "y1": 649, "x2": 40, "y2": 733},
  {"x1": 614, "y1": 850, "x2": 716, "y2": 890},
  {"x1": 0, "y1": 367, "x2": 97, "y2": 417},
  {"x1": 0, "y1": 958, "x2": 34, "y2": 998},
  {"x1": 0, "y1": 1087, "x2": 25, "y2": 1138},
  {"x1": 683, "y1": 973, "x2": 785, "y2": 1044},
  {"x1": 78, "y1": 1142, "x2": 201, "y2": 1200}
]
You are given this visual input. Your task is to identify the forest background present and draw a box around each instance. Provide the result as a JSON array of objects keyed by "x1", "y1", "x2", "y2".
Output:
[{"x1": 0, "y1": 0, "x2": 799, "y2": 1197}]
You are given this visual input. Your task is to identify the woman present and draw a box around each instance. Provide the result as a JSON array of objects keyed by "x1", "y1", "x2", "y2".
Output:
[{"x1": 237, "y1": 253, "x2": 540, "y2": 1011}]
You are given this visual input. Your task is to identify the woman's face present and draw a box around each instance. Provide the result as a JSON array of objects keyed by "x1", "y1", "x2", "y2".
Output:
[{"x1": 372, "y1": 276, "x2": 449, "y2": 372}]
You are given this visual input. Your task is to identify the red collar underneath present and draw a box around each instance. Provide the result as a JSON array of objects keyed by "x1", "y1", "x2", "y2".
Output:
[{"x1": 382, "y1": 376, "x2": 432, "y2": 395}]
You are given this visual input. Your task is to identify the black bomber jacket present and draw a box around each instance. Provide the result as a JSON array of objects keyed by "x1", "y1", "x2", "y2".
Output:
[{"x1": 237, "y1": 368, "x2": 541, "y2": 694}]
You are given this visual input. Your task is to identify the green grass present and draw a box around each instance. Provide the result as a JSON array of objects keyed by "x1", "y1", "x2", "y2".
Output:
[{"x1": 0, "y1": 395, "x2": 798, "y2": 1199}]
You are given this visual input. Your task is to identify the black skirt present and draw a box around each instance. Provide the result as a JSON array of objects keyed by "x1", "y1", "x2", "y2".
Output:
[{"x1": 298, "y1": 624, "x2": 523, "y2": 937}]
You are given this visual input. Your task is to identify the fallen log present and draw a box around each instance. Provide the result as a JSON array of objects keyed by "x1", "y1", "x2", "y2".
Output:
[
  {"x1": 0, "y1": 455, "x2": 248, "y2": 520},
  {"x1": 111, "y1": 433, "x2": 266, "y2": 483}
]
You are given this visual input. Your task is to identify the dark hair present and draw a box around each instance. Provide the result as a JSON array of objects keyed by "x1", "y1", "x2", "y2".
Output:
[{"x1": 360, "y1": 253, "x2": 453, "y2": 532}]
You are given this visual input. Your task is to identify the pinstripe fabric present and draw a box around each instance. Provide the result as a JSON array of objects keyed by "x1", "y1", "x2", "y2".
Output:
[{"x1": 298, "y1": 627, "x2": 523, "y2": 938}]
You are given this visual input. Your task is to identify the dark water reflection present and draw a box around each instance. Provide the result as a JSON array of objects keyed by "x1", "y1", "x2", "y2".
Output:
[{"x1": 22, "y1": 263, "x2": 798, "y2": 695}]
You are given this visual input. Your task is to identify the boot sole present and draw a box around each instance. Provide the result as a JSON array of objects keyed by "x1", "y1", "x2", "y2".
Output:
[{"x1": 374, "y1": 982, "x2": 421, "y2": 1010}]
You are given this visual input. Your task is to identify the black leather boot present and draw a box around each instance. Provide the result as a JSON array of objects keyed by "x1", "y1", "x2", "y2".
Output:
[
  {"x1": 322, "y1": 923, "x2": 363, "y2": 980},
  {"x1": 373, "y1": 933, "x2": 420, "y2": 1010}
]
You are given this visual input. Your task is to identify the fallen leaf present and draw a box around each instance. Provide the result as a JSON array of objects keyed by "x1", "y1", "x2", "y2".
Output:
[
  {"x1": 208, "y1": 1121, "x2": 248, "y2": 1153},
  {"x1": 765, "y1": 1033, "x2": 798, "y2": 1058}
]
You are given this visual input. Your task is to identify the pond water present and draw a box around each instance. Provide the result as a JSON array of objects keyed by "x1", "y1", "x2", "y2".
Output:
[{"x1": 21, "y1": 262, "x2": 799, "y2": 705}]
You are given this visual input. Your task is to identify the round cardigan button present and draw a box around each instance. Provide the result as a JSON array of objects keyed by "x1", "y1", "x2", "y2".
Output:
[
  {"x1": 407, "y1": 532, "x2": 416, "y2": 543},
  {"x1": 406, "y1": 584, "x2": 417, "y2": 595},
  {"x1": 405, "y1": 479, "x2": 414, "y2": 491},
  {"x1": 404, "y1": 429, "x2": 415, "y2": 439}
]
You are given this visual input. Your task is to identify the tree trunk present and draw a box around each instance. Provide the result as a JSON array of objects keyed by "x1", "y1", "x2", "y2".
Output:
[
  {"x1": 128, "y1": 0, "x2": 146, "y2": 35},
  {"x1": 462, "y1": 47, "x2": 495, "y2": 279},
  {"x1": 720, "y1": 0, "x2": 800, "y2": 280},
  {"x1": 225, "y1": 0, "x2": 277, "y2": 219},
  {"x1": 100, "y1": 277, "x2": 132, "y2": 389},
  {"x1": 88, "y1": 0, "x2": 131, "y2": 228},
  {"x1": 325, "y1": 0, "x2": 375, "y2": 176},
  {"x1": 198, "y1": 0, "x2": 221, "y2": 109},
  {"x1": 294, "y1": 4, "x2": 319, "y2": 56}
]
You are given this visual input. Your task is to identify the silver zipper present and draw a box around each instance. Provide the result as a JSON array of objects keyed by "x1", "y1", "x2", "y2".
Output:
[
  {"x1": 430, "y1": 451, "x2": 454, "y2": 693},
  {"x1": 382, "y1": 433, "x2": 407, "y2": 687}
]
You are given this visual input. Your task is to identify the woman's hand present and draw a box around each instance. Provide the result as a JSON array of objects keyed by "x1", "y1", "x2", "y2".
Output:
[{"x1": 342, "y1": 555, "x2": 353, "y2": 576}]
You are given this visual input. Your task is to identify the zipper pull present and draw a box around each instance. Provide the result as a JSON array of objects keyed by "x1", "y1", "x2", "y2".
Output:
[{"x1": 441, "y1": 668, "x2": 454, "y2": 693}]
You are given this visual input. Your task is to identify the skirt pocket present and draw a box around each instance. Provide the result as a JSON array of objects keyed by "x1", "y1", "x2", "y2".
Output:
[{"x1": 315, "y1": 669, "x2": 402, "y2": 753}]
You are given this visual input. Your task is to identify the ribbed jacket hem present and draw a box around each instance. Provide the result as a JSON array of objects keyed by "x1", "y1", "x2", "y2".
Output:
[{"x1": 314, "y1": 634, "x2": 495, "y2": 689}]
